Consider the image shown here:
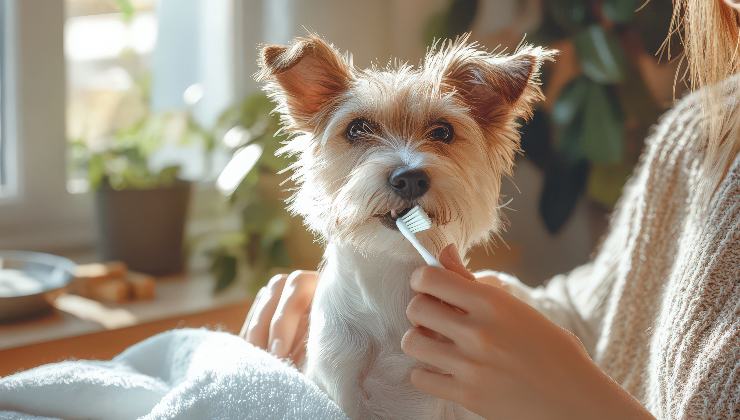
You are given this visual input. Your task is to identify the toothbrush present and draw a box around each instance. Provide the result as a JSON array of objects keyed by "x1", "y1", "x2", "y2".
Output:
[{"x1": 395, "y1": 206, "x2": 442, "y2": 267}]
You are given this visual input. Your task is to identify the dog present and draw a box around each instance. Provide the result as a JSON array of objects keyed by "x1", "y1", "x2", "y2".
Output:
[{"x1": 257, "y1": 33, "x2": 554, "y2": 420}]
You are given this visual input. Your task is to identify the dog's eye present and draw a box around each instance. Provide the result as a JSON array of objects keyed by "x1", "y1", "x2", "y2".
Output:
[
  {"x1": 346, "y1": 118, "x2": 374, "y2": 141},
  {"x1": 429, "y1": 122, "x2": 454, "y2": 143}
]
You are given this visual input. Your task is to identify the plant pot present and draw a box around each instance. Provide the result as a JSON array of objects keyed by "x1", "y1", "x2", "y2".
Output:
[{"x1": 95, "y1": 181, "x2": 191, "y2": 275}]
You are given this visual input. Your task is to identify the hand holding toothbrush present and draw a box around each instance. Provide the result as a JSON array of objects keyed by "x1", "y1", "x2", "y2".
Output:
[{"x1": 401, "y1": 244, "x2": 652, "y2": 420}]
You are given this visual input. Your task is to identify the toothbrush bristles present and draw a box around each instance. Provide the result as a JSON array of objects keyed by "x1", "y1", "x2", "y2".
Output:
[{"x1": 398, "y1": 206, "x2": 432, "y2": 233}]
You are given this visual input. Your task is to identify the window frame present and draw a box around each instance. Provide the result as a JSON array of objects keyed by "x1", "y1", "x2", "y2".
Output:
[
  {"x1": 0, "y1": 0, "x2": 13, "y2": 198},
  {"x1": 0, "y1": 0, "x2": 95, "y2": 251},
  {"x1": 0, "y1": 0, "x2": 258, "y2": 251}
]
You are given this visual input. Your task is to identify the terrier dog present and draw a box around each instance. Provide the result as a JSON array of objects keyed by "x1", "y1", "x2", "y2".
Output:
[{"x1": 257, "y1": 33, "x2": 554, "y2": 420}]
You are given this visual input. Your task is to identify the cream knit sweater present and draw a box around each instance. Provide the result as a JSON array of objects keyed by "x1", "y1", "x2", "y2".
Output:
[{"x1": 493, "y1": 76, "x2": 739, "y2": 419}]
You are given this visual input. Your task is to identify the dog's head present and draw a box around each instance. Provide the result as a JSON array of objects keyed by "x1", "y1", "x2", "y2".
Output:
[{"x1": 257, "y1": 34, "x2": 554, "y2": 260}]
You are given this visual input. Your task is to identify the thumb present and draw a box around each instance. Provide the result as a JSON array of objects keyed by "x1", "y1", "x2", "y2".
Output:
[{"x1": 438, "y1": 244, "x2": 475, "y2": 281}]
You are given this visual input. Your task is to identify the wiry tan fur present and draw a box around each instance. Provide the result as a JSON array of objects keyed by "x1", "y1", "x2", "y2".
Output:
[{"x1": 257, "y1": 33, "x2": 555, "y2": 419}]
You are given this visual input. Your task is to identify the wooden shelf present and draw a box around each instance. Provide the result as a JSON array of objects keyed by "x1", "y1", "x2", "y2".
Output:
[
  {"x1": 0, "y1": 299, "x2": 251, "y2": 376},
  {"x1": 0, "y1": 270, "x2": 254, "y2": 376}
]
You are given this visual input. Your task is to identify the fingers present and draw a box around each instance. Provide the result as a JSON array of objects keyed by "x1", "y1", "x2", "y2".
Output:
[
  {"x1": 243, "y1": 274, "x2": 287, "y2": 349},
  {"x1": 268, "y1": 270, "x2": 319, "y2": 358},
  {"x1": 438, "y1": 244, "x2": 475, "y2": 280},
  {"x1": 406, "y1": 293, "x2": 468, "y2": 343},
  {"x1": 240, "y1": 286, "x2": 265, "y2": 338},
  {"x1": 411, "y1": 265, "x2": 485, "y2": 313},
  {"x1": 401, "y1": 327, "x2": 462, "y2": 375},
  {"x1": 409, "y1": 367, "x2": 461, "y2": 404},
  {"x1": 474, "y1": 272, "x2": 504, "y2": 288},
  {"x1": 288, "y1": 312, "x2": 310, "y2": 366}
]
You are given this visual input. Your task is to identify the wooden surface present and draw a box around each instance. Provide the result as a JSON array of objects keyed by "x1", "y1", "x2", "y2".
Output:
[
  {"x1": 0, "y1": 273, "x2": 250, "y2": 350},
  {"x1": 0, "y1": 299, "x2": 250, "y2": 377}
]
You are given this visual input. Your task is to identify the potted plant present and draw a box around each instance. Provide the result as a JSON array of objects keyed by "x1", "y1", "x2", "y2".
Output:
[
  {"x1": 72, "y1": 107, "x2": 215, "y2": 275},
  {"x1": 204, "y1": 93, "x2": 294, "y2": 292}
]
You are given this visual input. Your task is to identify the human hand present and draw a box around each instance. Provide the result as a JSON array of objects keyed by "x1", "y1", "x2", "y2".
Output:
[
  {"x1": 401, "y1": 245, "x2": 652, "y2": 420},
  {"x1": 240, "y1": 270, "x2": 319, "y2": 365}
]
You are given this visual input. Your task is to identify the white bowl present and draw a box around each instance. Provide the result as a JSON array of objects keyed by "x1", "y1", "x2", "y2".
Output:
[{"x1": 0, "y1": 251, "x2": 75, "y2": 321}]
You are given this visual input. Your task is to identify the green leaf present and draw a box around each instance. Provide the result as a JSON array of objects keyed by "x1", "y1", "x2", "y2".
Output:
[
  {"x1": 581, "y1": 84, "x2": 624, "y2": 164},
  {"x1": 520, "y1": 109, "x2": 554, "y2": 170},
  {"x1": 547, "y1": 0, "x2": 590, "y2": 33},
  {"x1": 603, "y1": 0, "x2": 638, "y2": 24},
  {"x1": 555, "y1": 80, "x2": 624, "y2": 165},
  {"x1": 586, "y1": 163, "x2": 632, "y2": 207},
  {"x1": 241, "y1": 201, "x2": 273, "y2": 232},
  {"x1": 87, "y1": 154, "x2": 103, "y2": 189},
  {"x1": 216, "y1": 231, "x2": 247, "y2": 249},
  {"x1": 157, "y1": 165, "x2": 181, "y2": 185},
  {"x1": 539, "y1": 159, "x2": 590, "y2": 233},
  {"x1": 261, "y1": 218, "x2": 289, "y2": 247},
  {"x1": 114, "y1": 0, "x2": 135, "y2": 23},
  {"x1": 557, "y1": 113, "x2": 586, "y2": 163},
  {"x1": 574, "y1": 25, "x2": 627, "y2": 83},
  {"x1": 552, "y1": 77, "x2": 590, "y2": 126},
  {"x1": 553, "y1": 77, "x2": 590, "y2": 163},
  {"x1": 268, "y1": 239, "x2": 290, "y2": 268},
  {"x1": 210, "y1": 252, "x2": 238, "y2": 292}
]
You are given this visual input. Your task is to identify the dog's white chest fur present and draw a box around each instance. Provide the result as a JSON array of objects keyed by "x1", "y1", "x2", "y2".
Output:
[{"x1": 305, "y1": 243, "x2": 481, "y2": 420}]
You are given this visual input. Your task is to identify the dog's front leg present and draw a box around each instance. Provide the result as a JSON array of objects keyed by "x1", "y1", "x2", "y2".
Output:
[{"x1": 305, "y1": 318, "x2": 378, "y2": 419}]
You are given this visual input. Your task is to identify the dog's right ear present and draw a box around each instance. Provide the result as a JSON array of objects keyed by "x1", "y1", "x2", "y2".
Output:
[{"x1": 256, "y1": 35, "x2": 353, "y2": 131}]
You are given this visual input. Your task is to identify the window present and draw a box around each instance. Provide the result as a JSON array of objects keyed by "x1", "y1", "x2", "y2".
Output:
[
  {"x1": 65, "y1": 0, "x2": 242, "y2": 193},
  {"x1": 65, "y1": 0, "x2": 158, "y2": 191},
  {"x1": 0, "y1": 0, "x2": 18, "y2": 200},
  {"x1": 0, "y1": 2, "x2": 7, "y2": 193},
  {"x1": 0, "y1": 0, "x2": 256, "y2": 250}
]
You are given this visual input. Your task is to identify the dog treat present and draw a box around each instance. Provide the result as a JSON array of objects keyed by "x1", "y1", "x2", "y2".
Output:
[
  {"x1": 75, "y1": 261, "x2": 128, "y2": 281},
  {"x1": 70, "y1": 262, "x2": 157, "y2": 303},
  {"x1": 86, "y1": 277, "x2": 132, "y2": 303},
  {"x1": 126, "y1": 272, "x2": 156, "y2": 300}
]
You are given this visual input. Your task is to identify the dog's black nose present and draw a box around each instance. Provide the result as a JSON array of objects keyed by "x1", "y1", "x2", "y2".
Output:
[{"x1": 388, "y1": 167, "x2": 430, "y2": 200}]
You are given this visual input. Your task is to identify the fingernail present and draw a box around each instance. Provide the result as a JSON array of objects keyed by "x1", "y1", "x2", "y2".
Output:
[
  {"x1": 270, "y1": 339, "x2": 284, "y2": 357},
  {"x1": 410, "y1": 268, "x2": 420, "y2": 286},
  {"x1": 447, "y1": 244, "x2": 465, "y2": 268}
]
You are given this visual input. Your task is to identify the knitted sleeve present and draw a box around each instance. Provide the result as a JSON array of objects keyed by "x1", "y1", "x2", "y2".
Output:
[
  {"x1": 475, "y1": 139, "x2": 651, "y2": 354},
  {"x1": 647, "y1": 160, "x2": 739, "y2": 419},
  {"x1": 474, "y1": 92, "x2": 701, "y2": 355}
]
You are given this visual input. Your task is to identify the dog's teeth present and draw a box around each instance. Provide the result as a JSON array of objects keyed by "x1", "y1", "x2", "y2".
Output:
[{"x1": 390, "y1": 209, "x2": 398, "y2": 219}]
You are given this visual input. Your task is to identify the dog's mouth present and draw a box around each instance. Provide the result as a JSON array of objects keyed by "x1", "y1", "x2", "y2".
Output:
[{"x1": 377, "y1": 206, "x2": 413, "y2": 231}]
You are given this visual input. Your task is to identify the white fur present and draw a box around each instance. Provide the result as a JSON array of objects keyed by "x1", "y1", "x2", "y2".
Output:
[
  {"x1": 306, "y1": 242, "x2": 482, "y2": 420},
  {"x1": 257, "y1": 33, "x2": 554, "y2": 420}
]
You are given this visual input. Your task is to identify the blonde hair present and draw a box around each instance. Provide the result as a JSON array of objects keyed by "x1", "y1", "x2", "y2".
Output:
[{"x1": 665, "y1": 0, "x2": 740, "y2": 192}]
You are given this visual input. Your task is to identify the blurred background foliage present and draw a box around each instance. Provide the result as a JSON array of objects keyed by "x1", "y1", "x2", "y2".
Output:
[
  {"x1": 206, "y1": 94, "x2": 293, "y2": 293},
  {"x1": 89, "y1": 0, "x2": 680, "y2": 292},
  {"x1": 209, "y1": 0, "x2": 679, "y2": 291},
  {"x1": 428, "y1": 0, "x2": 677, "y2": 233},
  {"x1": 69, "y1": 78, "x2": 214, "y2": 191},
  {"x1": 69, "y1": 0, "x2": 294, "y2": 292}
]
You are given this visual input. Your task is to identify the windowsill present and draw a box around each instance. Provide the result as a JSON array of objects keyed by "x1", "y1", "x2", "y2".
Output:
[{"x1": 0, "y1": 268, "x2": 250, "y2": 351}]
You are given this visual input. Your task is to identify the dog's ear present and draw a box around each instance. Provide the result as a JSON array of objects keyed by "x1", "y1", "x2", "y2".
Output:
[
  {"x1": 257, "y1": 35, "x2": 352, "y2": 130},
  {"x1": 427, "y1": 35, "x2": 557, "y2": 126}
]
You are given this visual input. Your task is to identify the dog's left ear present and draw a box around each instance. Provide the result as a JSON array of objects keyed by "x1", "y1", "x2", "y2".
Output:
[
  {"x1": 256, "y1": 34, "x2": 353, "y2": 131},
  {"x1": 428, "y1": 36, "x2": 557, "y2": 126}
]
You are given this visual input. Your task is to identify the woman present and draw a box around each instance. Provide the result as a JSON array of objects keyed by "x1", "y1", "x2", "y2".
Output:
[{"x1": 241, "y1": 1, "x2": 739, "y2": 418}]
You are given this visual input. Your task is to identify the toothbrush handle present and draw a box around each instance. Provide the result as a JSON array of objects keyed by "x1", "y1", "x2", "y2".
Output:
[{"x1": 397, "y1": 221, "x2": 442, "y2": 267}]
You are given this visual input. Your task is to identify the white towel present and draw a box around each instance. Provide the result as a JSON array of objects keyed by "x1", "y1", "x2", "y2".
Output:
[{"x1": 0, "y1": 328, "x2": 347, "y2": 420}]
